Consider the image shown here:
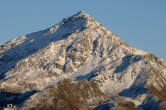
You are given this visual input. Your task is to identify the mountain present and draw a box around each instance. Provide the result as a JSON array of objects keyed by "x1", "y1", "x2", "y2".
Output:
[{"x1": 0, "y1": 11, "x2": 166, "y2": 110}]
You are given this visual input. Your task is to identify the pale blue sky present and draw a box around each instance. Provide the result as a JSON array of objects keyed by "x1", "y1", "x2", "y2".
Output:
[{"x1": 0, "y1": 0, "x2": 166, "y2": 57}]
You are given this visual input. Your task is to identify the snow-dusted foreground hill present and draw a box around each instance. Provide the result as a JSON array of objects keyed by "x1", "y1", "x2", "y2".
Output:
[{"x1": 0, "y1": 11, "x2": 166, "y2": 110}]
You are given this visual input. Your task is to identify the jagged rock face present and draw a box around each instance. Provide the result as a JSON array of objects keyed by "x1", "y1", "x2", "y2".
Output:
[
  {"x1": 0, "y1": 11, "x2": 165, "y2": 110},
  {"x1": 21, "y1": 79, "x2": 105, "y2": 110}
]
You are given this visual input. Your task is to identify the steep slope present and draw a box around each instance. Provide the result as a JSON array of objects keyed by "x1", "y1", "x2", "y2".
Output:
[
  {"x1": 22, "y1": 79, "x2": 105, "y2": 110},
  {"x1": 0, "y1": 11, "x2": 165, "y2": 110}
]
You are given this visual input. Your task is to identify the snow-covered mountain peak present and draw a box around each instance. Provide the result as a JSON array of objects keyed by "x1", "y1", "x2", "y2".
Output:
[
  {"x1": 71, "y1": 10, "x2": 90, "y2": 18},
  {"x1": 42, "y1": 10, "x2": 99, "y2": 37},
  {"x1": 0, "y1": 11, "x2": 165, "y2": 110}
]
